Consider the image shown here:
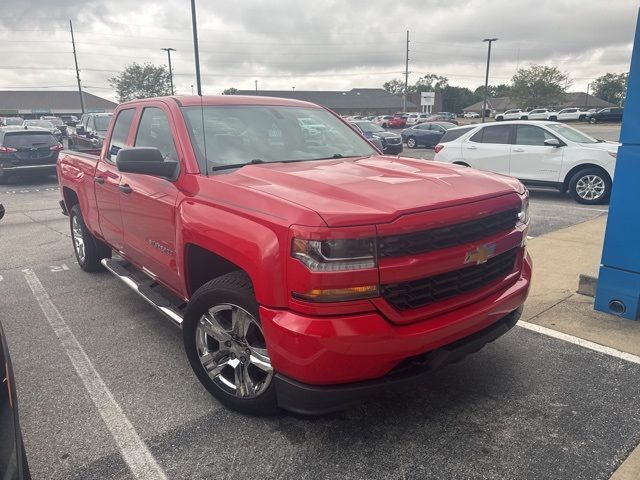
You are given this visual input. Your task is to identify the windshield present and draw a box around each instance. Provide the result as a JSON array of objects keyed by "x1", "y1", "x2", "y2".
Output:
[
  {"x1": 354, "y1": 121, "x2": 385, "y2": 133},
  {"x1": 94, "y1": 116, "x2": 112, "y2": 132},
  {"x1": 181, "y1": 105, "x2": 376, "y2": 172},
  {"x1": 25, "y1": 120, "x2": 54, "y2": 128},
  {"x1": 4, "y1": 132, "x2": 57, "y2": 148},
  {"x1": 546, "y1": 124, "x2": 599, "y2": 143}
]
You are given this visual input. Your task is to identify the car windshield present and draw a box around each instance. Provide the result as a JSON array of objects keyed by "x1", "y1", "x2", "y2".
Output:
[
  {"x1": 546, "y1": 124, "x2": 599, "y2": 144},
  {"x1": 3, "y1": 132, "x2": 57, "y2": 148},
  {"x1": 25, "y1": 120, "x2": 54, "y2": 128},
  {"x1": 181, "y1": 105, "x2": 376, "y2": 172},
  {"x1": 94, "y1": 116, "x2": 112, "y2": 132},
  {"x1": 354, "y1": 121, "x2": 385, "y2": 133}
]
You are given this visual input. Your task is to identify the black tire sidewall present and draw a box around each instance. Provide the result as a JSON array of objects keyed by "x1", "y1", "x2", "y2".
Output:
[
  {"x1": 183, "y1": 272, "x2": 278, "y2": 415},
  {"x1": 568, "y1": 168, "x2": 611, "y2": 204}
]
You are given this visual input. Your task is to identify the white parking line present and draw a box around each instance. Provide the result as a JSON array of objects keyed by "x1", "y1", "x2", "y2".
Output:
[
  {"x1": 22, "y1": 268, "x2": 168, "y2": 480},
  {"x1": 518, "y1": 320, "x2": 640, "y2": 365}
]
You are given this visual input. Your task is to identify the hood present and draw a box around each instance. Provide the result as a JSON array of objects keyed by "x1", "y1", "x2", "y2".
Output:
[
  {"x1": 372, "y1": 131, "x2": 401, "y2": 139},
  {"x1": 580, "y1": 141, "x2": 619, "y2": 153},
  {"x1": 221, "y1": 156, "x2": 524, "y2": 227}
]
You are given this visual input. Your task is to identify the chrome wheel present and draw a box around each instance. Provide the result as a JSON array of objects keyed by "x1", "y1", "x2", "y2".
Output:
[
  {"x1": 407, "y1": 137, "x2": 416, "y2": 148},
  {"x1": 72, "y1": 215, "x2": 85, "y2": 263},
  {"x1": 576, "y1": 174, "x2": 606, "y2": 201},
  {"x1": 195, "y1": 304, "x2": 273, "y2": 399}
]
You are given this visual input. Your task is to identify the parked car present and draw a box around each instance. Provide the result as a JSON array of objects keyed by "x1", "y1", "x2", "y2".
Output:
[
  {"x1": 405, "y1": 113, "x2": 420, "y2": 126},
  {"x1": 0, "y1": 319, "x2": 31, "y2": 480},
  {"x1": 0, "y1": 126, "x2": 63, "y2": 184},
  {"x1": 425, "y1": 114, "x2": 459, "y2": 125},
  {"x1": 495, "y1": 109, "x2": 524, "y2": 121},
  {"x1": 68, "y1": 113, "x2": 113, "y2": 152},
  {"x1": 22, "y1": 120, "x2": 62, "y2": 141},
  {"x1": 586, "y1": 107, "x2": 624, "y2": 124},
  {"x1": 374, "y1": 115, "x2": 393, "y2": 128},
  {"x1": 40, "y1": 116, "x2": 68, "y2": 138},
  {"x1": 401, "y1": 122, "x2": 457, "y2": 148},
  {"x1": 1, "y1": 117, "x2": 23, "y2": 127},
  {"x1": 58, "y1": 95, "x2": 531, "y2": 415},
  {"x1": 525, "y1": 108, "x2": 554, "y2": 120},
  {"x1": 555, "y1": 108, "x2": 590, "y2": 122},
  {"x1": 463, "y1": 112, "x2": 480, "y2": 119},
  {"x1": 387, "y1": 115, "x2": 407, "y2": 128},
  {"x1": 60, "y1": 115, "x2": 79, "y2": 126},
  {"x1": 434, "y1": 120, "x2": 618, "y2": 204},
  {"x1": 436, "y1": 112, "x2": 457, "y2": 122},
  {"x1": 350, "y1": 120, "x2": 403, "y2": 154}
]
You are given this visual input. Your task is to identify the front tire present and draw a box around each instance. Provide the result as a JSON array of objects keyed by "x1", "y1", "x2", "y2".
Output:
[
  {"x1": 406, "y1": 136, "x2": 417, "y2": 148},
  {"x1": 183, "y1": 271, "x2": 277, "y2": 415},
  {"x1": 568, "y1": 168, "x2": 611, "y2": 204},
  {"x1": 590, "y1": 117, "x2": 597, "y2": 124},
  {"x1": 69, "y1": 204, "x2": 111, "y2": 272},
  {"x1": 549, "y1": 116, "x2": 557, "y2": 121},
  {"x1": 495, "y1": 117, "x2": 503, "y2": 121}
]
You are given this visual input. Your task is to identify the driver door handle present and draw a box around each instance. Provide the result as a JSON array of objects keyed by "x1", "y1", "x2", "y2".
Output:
[
  {"x1": 512, "y1": 148, "x2": 525, "y2": 152},
  {"x1": 119, "y1": 184, "x2": 133, "y2": 194},
  {"x1": 466, "y1": 145, "x2": 477, "y2": 150},
  {"x1": 94, "y1": 176, "x2": 105, "y2": 184}
]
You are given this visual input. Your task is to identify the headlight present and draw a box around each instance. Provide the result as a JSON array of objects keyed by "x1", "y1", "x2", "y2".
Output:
[
  {"x1": 372, "y1": 134, "x2": 381, "y2": 139},
  {"x1": 291, "y1": 237, "x2": 376, "y2": 272},
  {"x1": 518, "y1": 193, "x2": 530, "y2": 224}
]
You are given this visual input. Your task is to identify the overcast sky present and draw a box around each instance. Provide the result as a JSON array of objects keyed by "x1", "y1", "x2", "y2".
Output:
[{"x1": 0, "y1": 0, "x2": 637, "y2": 101}]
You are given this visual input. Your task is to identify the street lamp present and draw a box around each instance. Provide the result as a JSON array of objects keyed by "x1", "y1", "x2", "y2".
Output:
[
  {"x1": 161, "y1": 47, "x2": 176, "y2": 95},
  {"x1": 482, "y1": 38, "x2": 498, "y2": 123}
]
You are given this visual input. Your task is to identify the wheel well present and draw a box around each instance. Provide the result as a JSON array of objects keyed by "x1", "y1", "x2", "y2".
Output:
[
  {"x1": 562, "y1": 164, "x2": 611, "y2": 192},
  {"x1": 62, "y1": 187, "x2": 79, "y2": 210},
  {"x1": 185, "y1": 244, "x2": 244, "y2": 296}
]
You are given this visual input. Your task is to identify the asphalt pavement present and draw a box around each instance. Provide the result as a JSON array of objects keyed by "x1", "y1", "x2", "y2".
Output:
[{"x1": 0, "y1": 124, "x2": 634, "y2": 480}]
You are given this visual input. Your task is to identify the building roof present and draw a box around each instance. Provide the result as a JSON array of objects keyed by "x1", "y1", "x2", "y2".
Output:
[
  {"x1": 462, "y1": 92, "x2": 615, "y2": 112},
  {"x1": 234, "y1": 88, "x2": 418, "y2": 111},
  {"x1": 0, "y1": 90, "x2": 117, "y2": 114}
]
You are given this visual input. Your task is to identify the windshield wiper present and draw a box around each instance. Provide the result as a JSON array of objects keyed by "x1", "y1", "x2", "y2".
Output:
[{"x1": 209, "y1": 159, "x2": 266, "y2": 171}]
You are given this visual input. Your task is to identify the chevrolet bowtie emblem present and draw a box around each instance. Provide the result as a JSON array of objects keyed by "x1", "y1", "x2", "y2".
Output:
[{"x1": 464, "y1": 243, "x2": 497, "y2": 265}]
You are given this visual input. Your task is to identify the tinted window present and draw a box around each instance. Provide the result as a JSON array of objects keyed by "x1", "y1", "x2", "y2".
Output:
[
  {"x1": 95, "y1": 116, "x2": 112, "y2": 132},
  {"x1": 134, "y1": 107, "x2": 178, "y2": 161},
  {"x1": 477, "y1": 125, "x2": 512, "y2": 144},
  {"x1": 600, "y1": 108, "x2": 610, "y2": 114},
  {"x1": 3, "y1": 132, "x2": 57, "y2": 147},
  {"x1": 87, "y1": 116, "x2": 96, "y2": 131},
  {"x1": 107, "y1": 109, "x2": 135, "y2": 161},
  {"x1": 416, "y1": 124, "x2": 430, "y2": 130},
  {"x1": 515, "y1": 125, "x2": 555, "y2": 146},
  {"x1": 440, "y1": 126, "x2": 475, "y2": 143}
]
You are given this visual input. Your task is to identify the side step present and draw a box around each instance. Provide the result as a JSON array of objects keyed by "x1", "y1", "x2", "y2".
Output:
[{"x1": 101, "y1": 258, "x2": 186, "y2": 328}]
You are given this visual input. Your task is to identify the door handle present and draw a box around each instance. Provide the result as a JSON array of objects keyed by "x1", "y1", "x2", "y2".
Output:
[
  {"x1": 466, "y1": 145, "x2": 477, "y2": 150},
  {"x1": 94, "y1": 176, "x2": 105, "y2": 184},
  {"x1": 119, "y1": 184, "x2": 133, "y2": 194},
  {"x1": 512, "y1": 148, "x2": 525, "y2": 152}
]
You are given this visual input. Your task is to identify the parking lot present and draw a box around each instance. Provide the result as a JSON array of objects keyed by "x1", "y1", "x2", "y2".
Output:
[{"x1": 2, "y1": 121, "x2": 638, "y2": 480}]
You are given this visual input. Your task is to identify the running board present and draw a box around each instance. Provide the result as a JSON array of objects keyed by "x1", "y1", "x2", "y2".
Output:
[{"x1": 101, "y1": 258, "x2": 186, "y2": 328}]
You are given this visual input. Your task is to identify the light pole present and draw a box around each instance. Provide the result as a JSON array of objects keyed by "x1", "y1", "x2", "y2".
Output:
[
  {"x1": 482, "y1": 38, "x2": 498, "y2": 123},
  {"x1": 161, "y1": 47, "x2": 176, "y2": 95}
]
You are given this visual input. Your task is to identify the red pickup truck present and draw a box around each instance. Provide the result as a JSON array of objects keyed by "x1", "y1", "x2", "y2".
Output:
[{"x1": 57, "y1": 95, "x2": 532, "y2": 415}]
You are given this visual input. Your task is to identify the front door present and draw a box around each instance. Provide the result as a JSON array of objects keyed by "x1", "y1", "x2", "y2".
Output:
[
  {"x1": 94, "y1": 108, "x2": 136, "y2": 251},
  {"x1": 119, "y1": 104, "x2": 182, "y2": 293},
  {"x1": 509, "y1": 124, "x2": 564, "y2": 182},
  {"x1": 461, "y1": 124, "x2": 513, "y2": 175}
]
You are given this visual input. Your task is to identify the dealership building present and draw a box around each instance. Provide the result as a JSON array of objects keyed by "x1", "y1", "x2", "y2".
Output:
[{"x1": 0, "y1": 90, "x2": 117, "y2": 118}]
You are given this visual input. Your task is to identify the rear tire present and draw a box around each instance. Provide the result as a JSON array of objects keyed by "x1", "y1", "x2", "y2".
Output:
[
  {"x1": 495, "y1": 117, "x2": 503, "y2": 121},
  {"x1": 590, "y1": 117, "x2": 597, "y2": 124},
  {"x1": 406, "y1": 136, "x2": 417, "y2": 148},
  {"x1": 549, "y1": 116, "x2": 557, "y2": 121},
  {"x1": 69, "y1": 204, "x2": 111, "y2": 272},
  {"x1": 183, "y1": 271, "x2": 278, "y2": 416},
  {"x1": 520, "y1": 116, "x2": 528, "y2": 120},
  {"x1": 568, "y1": 167, "x2": 611, "y2": 205}
]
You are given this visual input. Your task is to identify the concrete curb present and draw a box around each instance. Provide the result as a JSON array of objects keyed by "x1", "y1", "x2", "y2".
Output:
[{"x1": 610, "y1": 443, "x2": 640, "y2": 480}]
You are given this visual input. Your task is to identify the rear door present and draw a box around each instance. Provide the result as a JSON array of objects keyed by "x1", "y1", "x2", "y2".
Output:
[
  {"x1": 119, "y1": 103, "x2": 182, "y2": 292},
  {"x1": 509, "y1": 124, "x2": 564, "y2": 182},
  {"x1": 94, "y1": 108, "x2": 136, "y2": 251},
  {"x1": 461, "y1": 124, "x2": 513, "y2": 175}
]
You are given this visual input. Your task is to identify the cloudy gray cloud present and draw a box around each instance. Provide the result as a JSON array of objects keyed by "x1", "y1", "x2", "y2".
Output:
[{"x1": 0, "y1": 0, "x2": 636, "y2": 100}]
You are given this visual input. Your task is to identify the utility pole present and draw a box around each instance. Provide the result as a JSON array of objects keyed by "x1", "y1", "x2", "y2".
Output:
[
  {"x1": 481, "y1": 38, "x2": 498, "y2": 123},
  {"x1": 585, "y1": 82, "x2": 590, "y2": 109},
  {"x1": 255, "y1": 80, "x2": 258, "y2": 93},
  {"x1": 161, "y1": 47, "x2": 176, "y2": 95},
  {"x1": 190, "y1": 0, "x2": 202, "y2": 95},
  {"x1": 69, "y1": 20, "x2": 85, "y2": 114},
  {"x1": 403, "y1": 30, "x2": 409, "y2": 112}
]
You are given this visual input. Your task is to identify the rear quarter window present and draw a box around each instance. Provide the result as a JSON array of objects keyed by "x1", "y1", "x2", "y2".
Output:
[
  {"x1": 3, "y1": 132, "x2": 57, "y2": 148},
  {"x1": 440, "y1": 126, "x2": 475, "y2": 143}
]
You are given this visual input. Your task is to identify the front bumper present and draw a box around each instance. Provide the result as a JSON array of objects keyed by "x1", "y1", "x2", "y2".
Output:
[{"x1": 260, "y1": 251, "x2": 532, "y2": 411}]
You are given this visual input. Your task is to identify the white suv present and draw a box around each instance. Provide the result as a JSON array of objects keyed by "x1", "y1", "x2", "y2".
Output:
[
  {"x1": 433, "y1": 121, "x2": 618, "y2": 204},
  {"x1": 555, "y1": 108, "x2": 590, "y2": 122},
  {"x1": 495, "y1": 109, "x2": 524, "y2": 121}
]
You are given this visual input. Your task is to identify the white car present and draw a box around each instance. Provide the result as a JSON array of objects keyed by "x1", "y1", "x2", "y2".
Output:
[
  {"x1": 405, "y1": 113, "x2": 420, "y2": 126},
  {"x1": 463, "y1": 112, "x2": 480, "y2": 118},
  {"x1": 555, "y1": 108, "x2": 590, "y2": 122},
  {"x1": 374, "y1": 115, "x2": 393, "y2": 127},
  {"x1": 433, "y1": 121, "x2": 618, "y2": 204},
  {"x1": 494, "y1": 109, "x2": 524, "y2": 121}
]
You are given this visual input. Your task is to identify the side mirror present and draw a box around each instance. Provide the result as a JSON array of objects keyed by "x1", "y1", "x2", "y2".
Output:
[
  {"x1": 75, "y1": 125, "x2": 85, "y2": 135},
  {"x1": 544, "y1": 138, "x2": 562, "y2": 147},
  {"x1": 116, "y1": 147, "x2": 178, "y2": 179}
]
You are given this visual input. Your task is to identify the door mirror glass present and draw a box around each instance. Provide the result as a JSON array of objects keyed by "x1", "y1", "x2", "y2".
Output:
[
  {"x1": 544, "y1": 138, "x2": 561, "y2": 147},
  {"x1": 116, "y1": 147, "x2": 178, "y2": 179}
]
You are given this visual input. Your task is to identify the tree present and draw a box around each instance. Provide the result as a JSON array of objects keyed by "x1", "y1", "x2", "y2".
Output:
[
  {"x1": 414, "y1": 74, "x2": 448, "y2": 93},
  {"x1": 592, "y1": 73, "x2": 628, "y2": 106},
  {"x1": 442, "y1": 86, "x2": 476, "y2": 114},
  {"x1": 108, "y1": 63, "x2": 172, "y2": 103},
  {"x1": 474, "y1": 84, "x2": 511, "y2": 100},
  {"x1": 222, "y1": 87, "x2": 239, "y2": 95},
  {"x1": 382, "y1": 79, "x2": 406, "y2": 95},
  {"x1": 510, "y1": 65, "x2": 571, "y2": 109}
]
